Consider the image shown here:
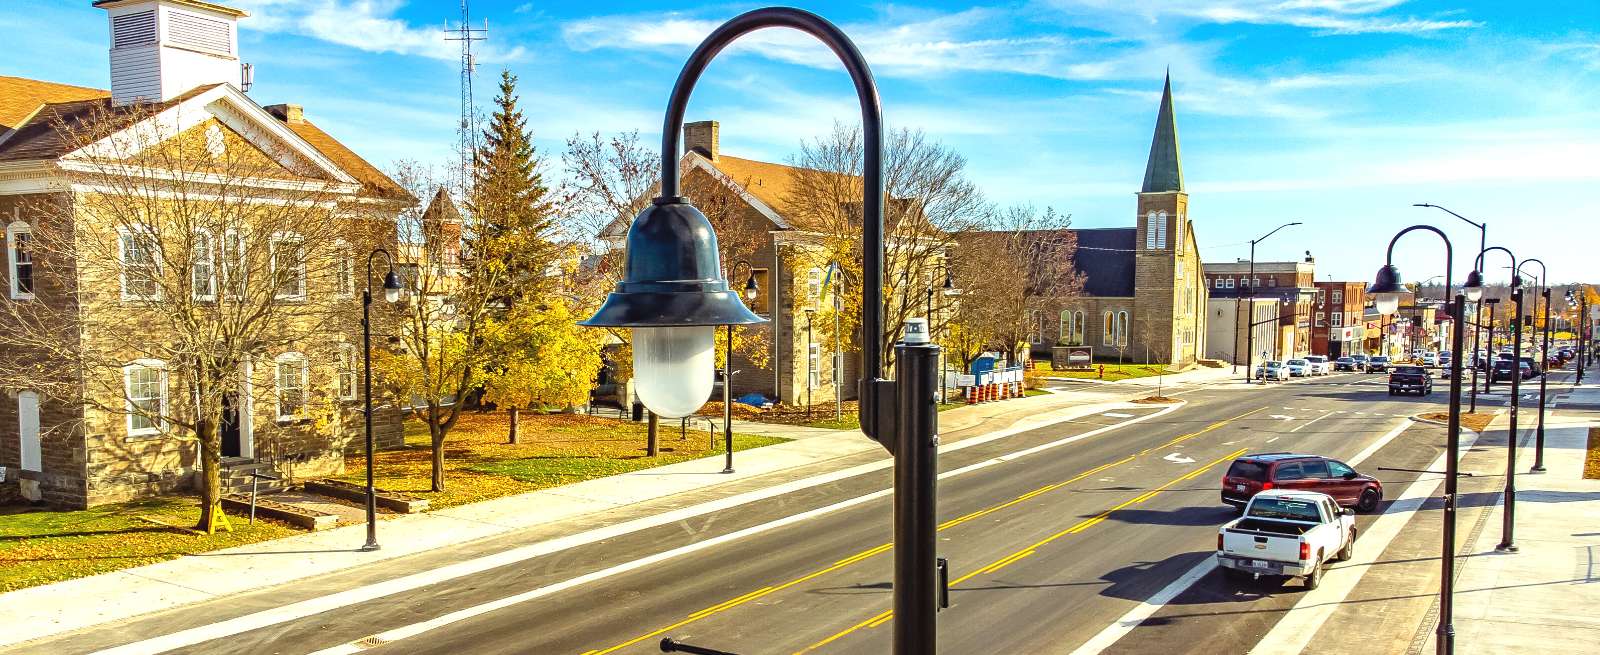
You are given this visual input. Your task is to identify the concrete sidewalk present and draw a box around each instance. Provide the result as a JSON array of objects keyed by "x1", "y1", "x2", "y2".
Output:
[
  {"x1": 0, "y1": 368, "x2": 1207, "y2": 648},
  {"x1": 1421, "y1": 381, "x2": 1600, "y2": 654}
]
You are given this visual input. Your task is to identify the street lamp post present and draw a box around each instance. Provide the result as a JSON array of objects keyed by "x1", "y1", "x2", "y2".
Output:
[
  {"x1": 1570, "y1": 289, "x2": 1588, "y2": 383},
  {"x1": 1418, "y1": 204, "x2": 1486, "y2": 412},
  {"x1": 577, "y1": 10, "x2": 942, "y2": 653},
  {"x1": 1518, "y1": 259, "x2": 1550, "y2": 473},
  {"x1": 1467, "y1": 246, "x2": 1522, "y2": 553},
  {"x1": 1367, "y1": 224, "x2": 1465, "y2": 655},
  {"x1": 724, "y1": 261, "x2": 758, "y2": 475},
  {"x1": 1482, "y1": 298, "x2": 1499, "y2": 394},
  {"x1": 939, "y1": 269, "x2": 956, "y2": 403},
  {"x1": 1241, "y1": 222, "x2": 1302, "y2": 382},
  {"x1": 360, "y1": 248, "x2": 404, "y2": 553}
]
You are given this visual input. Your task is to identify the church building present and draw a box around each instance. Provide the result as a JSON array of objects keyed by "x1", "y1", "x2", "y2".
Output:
[{"x1": 1031, "y1": 74, "x2": 1208, "y2": 367}]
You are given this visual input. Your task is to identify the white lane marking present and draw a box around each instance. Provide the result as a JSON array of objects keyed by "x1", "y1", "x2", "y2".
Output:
[
  {"x1": 1288, "y1": 411, "x2": 1335, "y2": 433},
  {"x1": 1163, "y1": 453, "x2": 1196, "y2": 464},
  {"x1": 1068, "y1": 417, "x2": 1413, "y2": 654},
  {"x1": 1269, "y1": 414, "x2": 1296, "y2": 421},
  {"x1": 1249, "y1": 424, "x2": 1481, "y2": 655},
  {"x1": 95, "y1": 404, "x2": 1186, "y2": 655},
  {"x1": 1102, "y1": 412, "x2": 1134, "y2": 418},
  {"x1": 1266, "y1": 437, "x2": 1280, "y2": 443}
]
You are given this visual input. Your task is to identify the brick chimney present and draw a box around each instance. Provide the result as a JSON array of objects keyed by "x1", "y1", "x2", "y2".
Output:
[
  {"x1": 684, "y1": 120, "x2": 719, "y2": 161},
  {"x1": 264, "y1": 103, "x2": 304, "y2": 124}
]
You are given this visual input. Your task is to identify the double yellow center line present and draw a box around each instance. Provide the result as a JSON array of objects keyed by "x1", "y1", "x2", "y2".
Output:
[{"x1": 582, "y1": 407, "x2": 1262, "y2": 655}]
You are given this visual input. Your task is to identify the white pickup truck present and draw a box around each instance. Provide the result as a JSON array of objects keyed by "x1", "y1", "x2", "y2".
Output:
[{"x1": 1216, "y1": 489, "x2": 1357, "y2": 590}]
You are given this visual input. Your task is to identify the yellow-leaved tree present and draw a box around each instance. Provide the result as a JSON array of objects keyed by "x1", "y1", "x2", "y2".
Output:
[{"x1": 479, "y1": 287, "x2": 606, "y2": 443}]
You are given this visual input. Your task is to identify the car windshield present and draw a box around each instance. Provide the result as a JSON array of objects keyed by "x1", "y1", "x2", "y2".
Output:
[
  {"x1": 1265, "y1": 361, "x2": 1283, "y2": 368},
  {"x1": 1248, "y1": 497, "x2": 1322, "y2": 522},
  {"x1": 1394, "y1": 366, "x2": 1425, "y2": 374},
  {"x1": 1336, "y1": 358, "x2": 1353, "y2": 363},
  {"x1": 1372, "y1": 357, "x2": 1390, "y2": 363},
  {"x1": 1307, "y1": 356, "x2": 1326, "y2": 362},
  {"x1": 1227, "y1": 460, "x2": 1269, "y2": 481},
  {"x1": 1288, "y1": 359, "x2": 1307, "y2": 366}
]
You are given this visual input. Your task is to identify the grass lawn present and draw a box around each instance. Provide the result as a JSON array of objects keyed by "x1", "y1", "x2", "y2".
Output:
[
  {"x1": 338, "y1": 411, "x2": 789, "y2": 510},
  {"x1": 1045, "y1": 363, "x2": 1175, "y2": 381},
  {"x1": 0, "y1": 497, "x2": 300, "y2": 593},
  {"x1": 717, "y1": 399, "x2": 965, "y2": 431},
  {"x1": 1585, "y1": 426, "x2": 1599, "y2": 480}
]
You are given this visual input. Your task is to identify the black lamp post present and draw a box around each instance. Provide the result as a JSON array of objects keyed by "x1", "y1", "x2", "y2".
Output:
[
  {"x1": 1517, "y1": 259, "x2": 1550, "y2": 473},
  {"x1": 722, "y1": 260, "x2": 757, "y2": 475},
  {"x1": 361, "y1": 248, "x2": 404, "y2": 552},
  {"x1": 1481, "y1": 296, "x2": 1499, "y2": 394},
  {"x1": 1465, "y1": 246, "x2": 1522, "y2": 553},
  {"x1": 1570, "y1": 289, "x2": 1587, "y2": 383},
  {"x1": 1417, "y1": 204, "x2": 1486, "y2": 411},
  {"x1": 939, "y1": 269, "x2": 956, "y2": 403},
  {"x1": 578, "y1": 9, "x2": 941, "y2": 653},
  {"x1": 1367, "y1": 224, "x2": 1465, "y2": 655},
  {"x1": 1241, "y1": 221, "x2": 1302, "y2": 382}
]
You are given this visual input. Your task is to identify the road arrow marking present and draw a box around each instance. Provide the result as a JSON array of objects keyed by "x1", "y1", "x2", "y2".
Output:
[
  {"x1": 1163, "y1": 453, "x2": 1196, "y2": 464},
  {"x1": 1269, "y1": 414, "x2": 1296, "y2": 421}
]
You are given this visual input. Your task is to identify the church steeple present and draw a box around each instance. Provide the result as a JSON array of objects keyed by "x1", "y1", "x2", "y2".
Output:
[{"x1": 1140, "y1": 71, "x2": 1184, "y2": 194}]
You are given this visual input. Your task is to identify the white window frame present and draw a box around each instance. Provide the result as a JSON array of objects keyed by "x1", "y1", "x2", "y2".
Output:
[
  {"x1": 1225, "y1": 278, "x2": 1236, "y2": 289},
  {"x1": 1144, "y1": 211, "x2": 1158, "y2": 249},
  {"x1": 1332, "y1": 312, "x2": 1343, "y2": 328},
  {"x1": 118, "y1": 225, "x2": 162, "y2": 302},
  {"x1": 1116, "y1": 311, "x2": 1130, "y2": 347},
  {"x1": 270, "y1": 231, "x2": 306, "y2": 301},
  {"x1": 192, "y1": 228, "x2": 216, "y2": 301},
  {"x1": 1155, "y1": 210, "x2": 1168, "y2": 248},
  {"x1": 334, "y1": 239, "x2": 353, "y2": 299},
  {"x1": 275, "y1": 351, "x2": 308, "y2": 421},
  {"x1": 1332, "y1": 290, "x2": 1343, "y2": 303},
  {"x1": 337, "y1": 343, "x2": 358, "y2": 401},
  {"x1": 17, "y1": 390, "x2": 41, "y2": 472},
  {"x1": 123, "y1": 359, "x2": 168, "y2": 438},
  {"x1": 7, "y1": 220, "x2": 34, "y2": 300}
]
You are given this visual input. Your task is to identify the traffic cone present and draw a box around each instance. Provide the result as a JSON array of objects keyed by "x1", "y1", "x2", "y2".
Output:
[{"x1": 966, "y1": 386, "x2": 976, "y2": 404}]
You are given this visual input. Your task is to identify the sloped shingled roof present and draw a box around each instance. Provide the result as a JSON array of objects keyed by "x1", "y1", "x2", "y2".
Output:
[
  {"x1": 0, "y1": 76, "x2": 406, "y2": 200},
  {"x1": 1070, "y1": 228, "x2": 1137, "y2": 297}
]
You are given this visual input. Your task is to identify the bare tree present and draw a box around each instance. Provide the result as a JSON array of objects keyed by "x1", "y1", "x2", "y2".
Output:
[
  {"x1": 786, "y1": 124, "x2": 989, "y2": 376},
  {"x1": 0, "y1": 102, "x2": 388, "y2": 530},
  {"x1": 947, "y1": 205, "x2": 1082, "y2": 366}
]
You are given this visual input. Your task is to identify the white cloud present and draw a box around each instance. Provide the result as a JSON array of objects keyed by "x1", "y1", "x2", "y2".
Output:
[
  {"x1": 1040, "y1": 0, "x2": 1478, "y2": 36},
  {"x1": 231, "y1": 0, "x2": 527, "y2": 63}
]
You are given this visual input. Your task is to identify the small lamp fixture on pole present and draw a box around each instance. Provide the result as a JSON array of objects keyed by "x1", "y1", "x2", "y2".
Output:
[{"x1": 360, "y1": 248, "x2": 405, "y2": 552}]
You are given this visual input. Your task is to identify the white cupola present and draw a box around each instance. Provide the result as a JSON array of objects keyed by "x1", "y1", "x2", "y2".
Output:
[{"x1": 96, "y1": 0, "x2": 248, "y2": 105}]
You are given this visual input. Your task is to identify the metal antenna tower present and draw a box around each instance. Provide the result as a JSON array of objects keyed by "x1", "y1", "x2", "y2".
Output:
[{"x1": 444, "y1": 0, "x2": 487, "y2": 185}]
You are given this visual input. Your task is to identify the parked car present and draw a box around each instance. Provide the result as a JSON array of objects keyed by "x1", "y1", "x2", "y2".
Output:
[
  {"x1": 1440, "y1": 351, "x2": 1453, "y2": 367},
  {"x1": 1351, "y1": 354, "x2": 1370, "y2": 370},
  {"x1": 1333, "y1": 356, "x2": 1357, "y2": 372},
  {"x1": 1305, "y1": 355, "x2": 1330, "y2": 375},
  {"x1": 1256, "y1": 360, "x2": 1290, "y2": 381},
  {"x1": 1220, "y1": 453, "x2": 1384, "y2": 513},
  {"x1": 1217, "y1": 490, "x2": 1357, "y2": 589},
  {"x1": 1389, "y1": 365, "x2": 1433, "y2": 395},
  {"x1": 1492, "y1": 359, "x2": 1532, "y2": 382},
  {"x1": 1366, "y1": 356, "x2": 1391, "y2": 373},
  {"x1": 1420, "y1": 352, "x2": 1439, "y2": 366},
  {"x1": 1286, "y1": 359, "x2": 1310, "y2": 377}
]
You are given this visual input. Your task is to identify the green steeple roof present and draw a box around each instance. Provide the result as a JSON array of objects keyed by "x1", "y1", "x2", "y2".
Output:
[{"x1": 1141, "y1": 72, "x2": 1184, "y2": 194}]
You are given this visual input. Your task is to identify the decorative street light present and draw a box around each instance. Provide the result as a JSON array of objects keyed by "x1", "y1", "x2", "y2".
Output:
[
  {"x1": 721, "y1": 260, "x2": 758, "y2": 475},
  {"x1": 1417, "y1": 204, "x2": 1487, "y2": 413},
  {"x1": 577, "y1": 9, "x2": 942, "y2": 653},
  {"x1": 1241, "y1": 221, "x2": 1302, "y2": 382},
  {"x1": 1464, "y1": 245, "x2": 1522, "y2": 553},
  {"x1": 360, "y1": 248, "x2": 404, "y2": 552},
  {"x1": 939, "y1": 268, "x2": 957, "y2": 403},
  {"x1": 1367, "y1": 224, "x2": 1465, "y2": 655},
  {"x1": 1517, "y1": 259, "x2": 1550, "y2": 473},
  {"x1": 1569, "y1": 288, "x2": 1588, "y2": 383}
]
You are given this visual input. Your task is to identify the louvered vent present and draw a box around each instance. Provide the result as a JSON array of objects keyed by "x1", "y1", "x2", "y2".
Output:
[
  {"x1": 168, "y1": 10, "x2": 232, "y2": 55},
  {"x1": 111, "y1": 10, "x2": 157, "y2": 48}
]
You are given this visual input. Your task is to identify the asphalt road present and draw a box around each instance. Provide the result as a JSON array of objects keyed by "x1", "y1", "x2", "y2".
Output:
[{"x1": 31, "y1": 373, "x2": 1455, "y2": 655}]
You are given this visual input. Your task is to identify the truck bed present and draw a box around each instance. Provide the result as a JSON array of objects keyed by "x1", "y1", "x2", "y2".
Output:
[{"x1": 1228, "y1": 518, "x2": 1313, "y2": 536}]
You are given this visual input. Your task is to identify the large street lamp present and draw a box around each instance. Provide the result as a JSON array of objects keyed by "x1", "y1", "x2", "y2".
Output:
[
  {"x1": 578, "y1": 9, "x2": 942, "y2": 653},
  {"x1": 1464, "y1": 246, "x2": 1522, "y2": 553},
  {"x1": 721, "y1": 261, "x2": 758, "y2": 475},
  {"x1": 1517, "y1": 259, "x2": 1551, "y2": 473},
  {"x1": 1569, "y1": 289, "x2": 1588, "y2": 382},
  {"x1": 1419, "y1": 203, "x2": 1487, "y2": 412},
  {"x1": 1367, "y1": 224, "x2": 1465, "y2": 655},
  {"x1": 1241, "y1": 221, "x2": 1302, "y2": 382},
  {"x1": 360, "y1": 248, "x2": 404, "y2": 552}
]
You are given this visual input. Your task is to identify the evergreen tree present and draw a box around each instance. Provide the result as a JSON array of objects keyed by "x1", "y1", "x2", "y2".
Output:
[{"x1": 469, "y1": 69, "x2": 556, "y2": 302}]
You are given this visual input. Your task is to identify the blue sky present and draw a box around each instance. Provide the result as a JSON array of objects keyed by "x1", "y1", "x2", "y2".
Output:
[{"x1": 4, "y1": 1, "x2": 1598, "y2": 284}]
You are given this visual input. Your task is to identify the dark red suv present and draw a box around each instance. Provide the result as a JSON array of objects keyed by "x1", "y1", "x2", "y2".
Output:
[{"x1": 1221, "y1": 453, "x2": 1383, "y2": 513}]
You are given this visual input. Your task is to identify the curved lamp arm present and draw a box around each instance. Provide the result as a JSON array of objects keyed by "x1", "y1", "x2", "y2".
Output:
[
  {"x1": 1252, "y1": 221, "x2": 1302, "y2": 245},
  {"x1": 654, "y1": 7, "x2": 888, "y2": 439},
  {"x1": 1475, "y1": 245, "x2": 1519, "y2": 287},
  {"x1": 1381, "y1": 224, "x2": 1454, "y2": 299}
]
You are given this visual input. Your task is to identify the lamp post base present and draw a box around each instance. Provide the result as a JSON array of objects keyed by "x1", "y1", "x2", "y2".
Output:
[
  {"x1": 1529, "y1": 465, "x2": 1546, "y2": 473},
  {"x1": 361, "y1": 542, "x2": 381, "y2": 552},
  {"x1": 721, "y1": 467, "x2": 735, "y2": 475},
  {"x1": 1494, "y1": 542, "x2": 1518, "y2": 553}
]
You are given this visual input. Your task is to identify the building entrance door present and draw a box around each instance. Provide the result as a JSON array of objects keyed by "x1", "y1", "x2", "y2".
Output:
[{"x1": 221, "y1": 392, "x2": 242, "y2": 458}]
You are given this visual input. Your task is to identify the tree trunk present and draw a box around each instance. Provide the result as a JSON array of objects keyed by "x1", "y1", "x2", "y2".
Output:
[
  {"x1": 429, "y1": 404, "x2": 446, "y2": 492},
  {"x1": 508, "y1": 407, "x2": 520, "y2": 444},
  {"x1": 647, "y1": 411, "x2": 659, "y2": 457},
  {"x1": 196, "y1": 415, "x2": 222, "y2": 532}
]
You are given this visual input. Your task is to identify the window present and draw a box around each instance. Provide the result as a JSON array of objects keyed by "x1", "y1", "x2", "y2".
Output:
[
  {"x1": 1155, "y1": 210, "x2": 1168, "y2": 248},
  {"x1": 1144, "y1": 211, "x2": 1158, "y2": 249},
  {"x1": 1332, "y1": 290, "x2": 1343, "y2": 303},
  {"x1": 337, "y1": 343, "x2": 358, "y2": 401},
  {"x1": 275, "y1": 352, "x2": 308, "y2": 420},
  {"x1": 1267, "y1": 278, "x2": 1277, "y2": 287},
  {"x1": 271, "y1": 232, "x2": 306, "y2": 300},
  {"x1": 334, "y1": 240, "x2": 353, "y2": 298},
  {"x1": 1328, "y1": 460, "x2": 1355, "y2": 478},
  {"x1": 1060, "y1": 310, "x2": 1085, "y2": 345},
  {"x1": 1027, "y1": 310, "x2": 1042, "y2": 344},
  {"x1": 1275, "y1": 462, "x2": 1306, "y2": 480},
  {"x1": 1176, "y1": 260, "x2": 1185, "y2": 281},
  {"x1": 1316, "y1": 312, "x2": 1326, "y2": 327},
  {"x1": 221, "y1": 229, "x2": 244, "y2": 300},
  {"x1": 1332, "y1": 313, "x2": 1343, "y2": 328},
  {"x1": 7, "y1": 220, "x2": 33, "y2": 299},
  {"x1": 1225, "y1": 278, "x2": 1236, "y2": 289},
  {"x1": 119, "y1": 226, "x2": 161, "y2": 301},
  {"x1": 17, "y1": 391, "x2": 40, "y2": 472},
  {"x1": 1253, "y1": 277, "x2": 1261, "y2": 288},
  {"x1": 1117, "y1": 311, "x2": 1129, "y2": 346},
  {"x1": 1103, "y1": 311, "x2": 1115, "y2": 346},
  {"x1": 1301, "y1": 460, "x2": 1331, "y2": 479},
  {"x1": 123, "y1": 360, "x2": 167, "y2": 437},
  {"x1": 192, "y1": 229, "x2": 216, "y2": 301}
]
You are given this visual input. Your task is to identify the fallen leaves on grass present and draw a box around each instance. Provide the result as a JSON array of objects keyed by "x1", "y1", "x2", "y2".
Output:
[
  {"x1": 1418, "y1": 411, "x2": 1497, "y2": 433},
  {"x1": 1585, "y1": 427, "x2": 1600, "y2": 480},
  {"x1": 1131, "y1": 396, "x2": 1180, "y2": 404}
]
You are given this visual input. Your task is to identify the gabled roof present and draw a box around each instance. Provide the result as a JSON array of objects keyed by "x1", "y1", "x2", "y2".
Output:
[
  {"x1": 1140, "y1": 72, "x2": 1184, "y2": 194},
  {"x1": 0, "y1": 76, "x2": 407, "y2": 201},
  {"x1": 1070, "y1": 228, "x2": 1138, "y2": 297}
]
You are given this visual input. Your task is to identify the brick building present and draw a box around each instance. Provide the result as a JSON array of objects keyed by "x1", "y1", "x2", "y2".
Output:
[
  {"x1": 1027, "y1": 74, "x2": 1207, "y2": 367},
  {"x1": 0, "y1": 0, "x2": 406, "y2": 507},
  {"x1": 1204, "y1": 256, "x2": 1317, "y2": 361},
  {"x1": 1312, "y1": 281, "x2": 1369, "y2": 357}
]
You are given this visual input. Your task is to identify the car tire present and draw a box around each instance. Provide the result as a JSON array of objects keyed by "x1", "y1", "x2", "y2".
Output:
[
  {"x1": 1335, "y1": 529, "x2": 1355, "y2": 562},
  {"x1": 1304, "y1": 556, "x2": 1323, "y2": 591},
  {"x1": 1357, "y1": 488, "x2": 1381, "y2": 513}
]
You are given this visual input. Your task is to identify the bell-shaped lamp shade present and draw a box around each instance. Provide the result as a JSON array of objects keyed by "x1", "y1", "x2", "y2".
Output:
[
  {"x1": 633, "y1": 326, "x2": 715, "y2": 418},
  {"x1": 1463, "y1": 270, "x2": 1484, "y2": 302},
  {"x1": 1367, "y1": 263, "x2": 1404, "y2": 316},
  {"x1": 382, "y1": 270, "x2": 404, "y2": 303}
]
